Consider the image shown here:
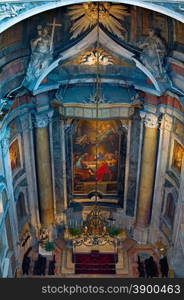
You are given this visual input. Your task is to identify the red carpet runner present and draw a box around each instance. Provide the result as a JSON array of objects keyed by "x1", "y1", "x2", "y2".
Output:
[{"x1": 73, "y1": 251, "x2": 117, "y2": 274}]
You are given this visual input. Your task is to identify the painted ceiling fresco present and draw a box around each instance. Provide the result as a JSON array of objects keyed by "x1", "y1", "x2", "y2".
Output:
[
  {"x1": 21, "y1": 2, "x2": 170, "y2": 52},
  {"x1": 1, "y1": 2, "x2": 184, "y2": 101},
  {"x1": 18, "y1": 2, "x2": 173, "y2": 95}
]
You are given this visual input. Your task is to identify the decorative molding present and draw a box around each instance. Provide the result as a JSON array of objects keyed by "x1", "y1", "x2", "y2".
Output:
[
  {"x1": 59, "y1": 104, "x2": 135, "y2": 120},
  {"x1": 144, "y1": 113, "x2": 159, "y2": 129}
]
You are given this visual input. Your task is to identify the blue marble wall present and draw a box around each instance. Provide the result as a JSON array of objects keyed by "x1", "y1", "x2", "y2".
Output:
[
  {"x1": 126, "y1": 110, "x2": 141, "y2": 216},
  {"x1": 52, "y1": 110, "x2": 65, "y2": 212}
]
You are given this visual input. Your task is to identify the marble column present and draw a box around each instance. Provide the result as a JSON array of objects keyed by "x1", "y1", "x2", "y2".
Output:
[
  {"x1": 20, "y1": 114, "x2": 40, "y2": 233},
  {"x1": 149, "y1": 114, "x2": 173, "y2": 243},
  {"x1": 135, "y1": 113, "x2": 159, "y2": 236},
  {"x1": 61, "y1": 119, "x2": 68, "y2": 211},
  {"x1": 35, "y1": 113, "x2": 54, "y2": 227}
]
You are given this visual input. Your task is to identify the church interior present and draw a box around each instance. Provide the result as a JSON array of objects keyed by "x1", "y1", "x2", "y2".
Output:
[{"x1": 1, "y1": 0, "x2": 184, "y2": 278}]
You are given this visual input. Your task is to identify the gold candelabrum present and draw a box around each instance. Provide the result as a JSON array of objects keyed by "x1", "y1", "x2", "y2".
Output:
[
  {"x1": 39, "y1": 228, "x2": 49, "y2": 248},
  {"x1": 155, "y1": 240, "x2": 167, "y2": 256}
]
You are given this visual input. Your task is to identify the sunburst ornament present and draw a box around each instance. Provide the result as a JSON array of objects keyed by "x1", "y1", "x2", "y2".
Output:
[{"x1": 67, "y1": 2, "x2": 129, "y2": 39}]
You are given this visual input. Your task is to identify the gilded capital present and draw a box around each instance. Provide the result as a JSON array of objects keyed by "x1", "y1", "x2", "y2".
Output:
[
  {"x1": 35, "y1": 114, "x2": 49, "y2": 128},
  {"x1": 144, "y1": 113, "x2": 159, "y2": 129},
  {"x1": 160, "y1": 114, "x2": 173, "y2": 131}
]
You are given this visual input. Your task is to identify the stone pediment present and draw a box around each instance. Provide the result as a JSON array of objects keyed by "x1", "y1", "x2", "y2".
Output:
[{"x1": 25, "y1": 27, "x2": 169, "y2": 96}]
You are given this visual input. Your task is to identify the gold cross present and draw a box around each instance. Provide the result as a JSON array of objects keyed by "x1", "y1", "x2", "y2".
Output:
[{"x1": 48, "y1": 17, "x2": 62, "y2": 51}]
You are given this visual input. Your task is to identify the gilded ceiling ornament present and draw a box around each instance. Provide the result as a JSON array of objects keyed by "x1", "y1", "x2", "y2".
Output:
[
  {"x1": 67, "y1": 2, "x2": 129, "y2": 39},
  {"x1": 63, "y1": 48, "x2": 130, "y2": 66}
]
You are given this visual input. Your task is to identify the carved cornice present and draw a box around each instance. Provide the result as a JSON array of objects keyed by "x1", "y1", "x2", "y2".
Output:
[{"x1": 58, "y1": 103, "x2": 135, "y2": 119}]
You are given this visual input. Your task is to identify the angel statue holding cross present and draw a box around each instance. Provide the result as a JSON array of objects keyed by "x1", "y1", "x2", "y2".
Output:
[{"x1": 26, "y1": 19, "x2": 62, "y2": 83}]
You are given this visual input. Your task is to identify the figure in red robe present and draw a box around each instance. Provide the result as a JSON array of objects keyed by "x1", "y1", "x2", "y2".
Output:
[{"x1": 96, "y1": 161, "x2": 112, "y2": 181}]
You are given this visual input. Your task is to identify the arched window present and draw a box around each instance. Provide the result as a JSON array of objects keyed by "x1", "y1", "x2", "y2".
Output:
[
  {"x1": 164, "y1": 193, "x2": 175, "y2": 227},
  {"x1": 16, "y1": 192, "x2": 27, "y2": 224}
]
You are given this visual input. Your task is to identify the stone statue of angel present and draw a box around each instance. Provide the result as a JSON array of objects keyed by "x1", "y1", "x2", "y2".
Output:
[
  {"x1": 138, "y1": 29, "x2": 166, "y2": 79},
  {"x1": 26, "y1": 25, "x2": 53, "y2": 82}
]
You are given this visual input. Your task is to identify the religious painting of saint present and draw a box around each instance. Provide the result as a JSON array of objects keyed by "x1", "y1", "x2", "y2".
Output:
[
  {"x1": 9, "y1": 139, "x2": 21, "y2": 171},
  {"x1": 72, "y1": 120, "x2": 121, "y2": 195},
  {"x1": 172, "y1": 140, "x2": 184, "y2": 174},
  {"x1": 174, "y1": 119, "x2": 184, "y2": 142}
]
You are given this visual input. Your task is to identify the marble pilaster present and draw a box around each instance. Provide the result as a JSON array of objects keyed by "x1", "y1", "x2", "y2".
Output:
[
  {"x1": 134, "y1": 112, "x2": 159, "y2": 243},
  {"x1": 20, "y1": 114, "x2": 40, "y2": 234},
  {"x1": 35, "y1": 113, "x2": 54, "y2": 227},
  {"x1": 148, "y1": 114, "x2": 173, "y2": 244}
]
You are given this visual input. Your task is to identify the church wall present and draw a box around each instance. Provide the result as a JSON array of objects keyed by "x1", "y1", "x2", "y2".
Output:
[
  {"x1": 9, "y1": 114, "x2": 38, "y2": 232},
  {"x1": 52, "y1": 109, "x2": 65, "y2": 214},
  {"x1": 149, "y1": 112, "x2": 184, "y2": 264},
  {"x1": 0, "y1": 100, "x2": 42, "y2": 276},
  {"x1": 167, "y1": 151, "x2": 184, "y2": 276},
  {"x1": 0, "y1": 21, "x2": 29, "y2": 98},
  {"x1": 0, "y1": 2, "x2": 184, "y2": 277},
  {"x1": 0, "y1": 134, "x2": 19, "y2": 277}
]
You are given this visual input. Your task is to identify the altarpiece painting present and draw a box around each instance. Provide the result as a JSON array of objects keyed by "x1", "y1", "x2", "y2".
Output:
[{"x1": 72, "y1": 120, "x2": 126, "y2": 196}]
